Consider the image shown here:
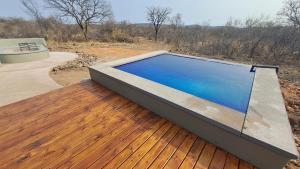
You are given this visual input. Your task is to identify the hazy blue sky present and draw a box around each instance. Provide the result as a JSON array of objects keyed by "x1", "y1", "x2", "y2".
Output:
[{"x1": 0, "y1": 0, "x2": 285, "y2": 25}]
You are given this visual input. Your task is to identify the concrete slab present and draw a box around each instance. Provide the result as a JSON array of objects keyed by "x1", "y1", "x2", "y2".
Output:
[{"x1": 0, "y1": 52, "x2": 77, "y2": 107}]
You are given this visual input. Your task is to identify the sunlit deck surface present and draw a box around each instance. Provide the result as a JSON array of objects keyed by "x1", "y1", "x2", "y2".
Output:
[{"x1": 0, "y1": 80, "x2": 255, "y2": 169}]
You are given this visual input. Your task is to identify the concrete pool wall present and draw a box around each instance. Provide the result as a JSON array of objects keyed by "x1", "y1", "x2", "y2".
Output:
[
  {"x1": 89, "y1": 51, "x2": 298, "y2": 169},
  {"x1": 0, "y1": 38, "x2": 49, "y2": 64}
]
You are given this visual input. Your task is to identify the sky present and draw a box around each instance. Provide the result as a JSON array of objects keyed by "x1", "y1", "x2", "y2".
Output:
[{"x1": 0, "y1": 0, "x2": 285, "y2": 26}]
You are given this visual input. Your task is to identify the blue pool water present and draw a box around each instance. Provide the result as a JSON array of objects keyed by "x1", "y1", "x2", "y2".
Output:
[{"x1": 115, "y1": 54, "x2": 255, "y2": 113}]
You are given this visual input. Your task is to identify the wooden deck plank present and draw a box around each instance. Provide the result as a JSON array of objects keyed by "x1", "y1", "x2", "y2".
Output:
[
  {"x1": 82, "y1": 116, "x2": 166, "y2": 169},
  {"x1": 179, "y1": 138, "x2": 206, "y2": 169},
  {"x1": 164, "y1": 133, "x2": 197, "y2": 169},
  {"x1": 239, "y1": 160, "x2": 254, "y2": 169},
  {"x1": 0, "y1": 81, "x2": 94, "y2": 115},
  {"x1": 0, "y1": 85, "x2": 110, "y2": 146},
  {"x1": 133, "y1": 125, "x2": 181, "y2": 169},
  {"x1": 0, "y1": 90, "x2": 116, "y2": 152},
  {"x1": 0, "y1": 82, "x2": 106, "y2": 133},
  {"x1": 0, "y1": 80, "x2": 256, "y2": 169},
  {"x1": 148, "y1": 129, "x2": 189, "y2": 169},
  {"x1": 116, "y1": 122, "x2": 173, "y2": 169},
  {"x1": 0, "y1": 88, "x2": 106, "y2": 136},
  {"x1": 2, "y1": 92, "x2": 140, "y2": 167},
  {"x1": 1, "y1": 95, "x2": 134, "y2": 168},
  {"x1": 50, "y1": 110, "x2": 156, "y2": 169},
  {"x1": 224, "y1": 154, "x2": 239, "y2": 169},
  {"x1": 209, "y1": 149, "x2": 227, "y2": 169},
  {"x1": 194, "y1": 143, "x2": 217, "y2": 169},
  {"x1": 90, "y1": 121, "x2": 171, "y2": 168},
  {"x1": 0, "y1": 86, "x2": 111, "y2": 164},
  {"x1": 101, "y1": 123, "x2": 173, "y2": 169}
]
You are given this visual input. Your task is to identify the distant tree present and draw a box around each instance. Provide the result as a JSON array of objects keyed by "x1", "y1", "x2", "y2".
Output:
[
  {"x1": 244, "y1": 16, "x2": 272, "y2": 60},
  {"x1": 45, "y1": 0, "x2": 113, "y2": 40},
  {"x1": 22, "y1": 0, "x2": 42, "y2": 22},
  {"x1": 225, "y1": 17, "x2": 242, "y2": 27},
  {"x1": 146, "y1": 6, "x2": 171, "y2": 41},
  {"x1": 21, "y1": 0, "x2": 48, "y2": 37},
  {"x1": 170, "y1": 13, "x2": 183, "y2": 30},
  {"x1": 169, "y1": 13, "x2": 184, "y2": 48},
  {"x1": 279, "y1": 0, "x2": 300, "y2": 28}
]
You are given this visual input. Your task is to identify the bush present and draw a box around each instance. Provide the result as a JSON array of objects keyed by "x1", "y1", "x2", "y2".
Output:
[{"x1": 111, "y1": 29, "x2": 134, "y2": 43}]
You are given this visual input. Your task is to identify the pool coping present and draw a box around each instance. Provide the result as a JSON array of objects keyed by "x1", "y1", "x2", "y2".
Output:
[
  {"x1": 101, "y1": 51, "x2": 246, "y2": 134},
  {"x1": 243, "y1": 68, "x2": 298, "y2": 158},
  {"x1": 89, "y1": 51, "x2": 298, "y2": 168}
]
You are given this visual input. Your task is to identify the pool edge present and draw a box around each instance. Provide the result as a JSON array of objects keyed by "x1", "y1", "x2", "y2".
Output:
[
  {"x1": 89, "y1": 51, "x2": 298, "y2": 169},
  {"x1": 243, "y1": 68, "x2": 298, "y2": 159}
]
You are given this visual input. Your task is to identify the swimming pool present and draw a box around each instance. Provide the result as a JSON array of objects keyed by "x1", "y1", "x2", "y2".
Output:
[
  {"x1": 115, "y1": 54, "x2": 255, "y2": 113},
  {"x1": 89, "y1": 51, "x2": 297, "y2": 169}
]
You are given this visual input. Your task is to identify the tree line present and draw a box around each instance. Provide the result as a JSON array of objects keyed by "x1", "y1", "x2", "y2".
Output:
[{"x1": 0, "y1": 0, "x2": 299, "y2": 66}]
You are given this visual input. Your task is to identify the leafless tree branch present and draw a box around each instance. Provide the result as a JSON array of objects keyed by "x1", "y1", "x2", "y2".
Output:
[
  {"x1": 146, "y1": 6, "x2": 171, "y2": 41},
  {"x1": 45, "y1": 0, "x2": 113, "y2": 40},
  {"x1": 21, "y1": 0, "x2": 48, "y2": 36},
  {"x1": 279, "y1": 0, "x2": 300, "y2": 28}
]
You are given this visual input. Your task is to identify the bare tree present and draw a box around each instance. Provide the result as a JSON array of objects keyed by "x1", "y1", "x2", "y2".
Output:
[
  {"x1": 146, "y1": 6, "x2": 171, "y2": 41},
  {"x1": 45, "y1": 0, "x2": 112, "y2": 40},
  {"x1": 244, "y1": 16, "x2": 273, "y2": 60},
  {"x1": 170, "y1": 13, "x2": 183, "y2": 30},
  {"x1": 169, "y1": 13, "x2": 184, "y2": 48},
  {"x1": 279, "y1": 0, "x2": 300, "y2": 28},
  {"x1": 21, "y1": 0, "x2": 48, "y2": 36}
]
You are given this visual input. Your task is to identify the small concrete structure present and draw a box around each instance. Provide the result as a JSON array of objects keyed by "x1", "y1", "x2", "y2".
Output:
[
  {"x1": 0, "y1": 52, "x2": 77, "y2": 107},
  {"x1": 0, "y1": 38, "x2": 49, "y2": 64},
  {"x1": 89, "y1": 51, "x2": 298, "y2": 169}
]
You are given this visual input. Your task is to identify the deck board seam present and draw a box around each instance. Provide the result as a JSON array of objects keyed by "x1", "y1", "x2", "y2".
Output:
[
  {"x1": 0, "y1": 91, "x2": 116, "y2": 137},
  {"x1": 160, "y1": 132, "x2": 190, "y2": 169},
  {"x1": 207, "y1": 148, "x2": 216, "y2": 169},
  {"x1": 192, "y1": 141, "x2": 208, "y2": 169},
  {"x1": 86, "y1": 118, "x2": 163, "y2": 169},
  {"x1": 101, "y1": 120, "x2": 169, "y2": 168},
  {"x1": 141, "y1": 129, "x2": 183, "y2": 169},
  {"x1": 128, "y1": 123, "x2": 177, "y2": 169},
  {"x1": 132, "y1": 125, "x2": 182, "y2": 169},
  {"x1": 15, "y1": 102, "x2": 140, "y2": 168},
  {"x1": 0, "y1": 97, "x2": 117, "y2": 158},
  {"x1": 173, "y1": 134, "x2": 198, "y2": 169},
  {"x1": 54, "y1": 106, "x2": 149, "y2": 169},
  {"x1": 116, "y1": 121, "x2": 172, "y2": 169},
  {"x1": 68, "y1": 111, "x2": 162, "y2": 168},
  {"x1": 207, "y1": 145, "x2": 217, "y2": 168},
  {"x1": 146, "y1": 128, "x2": 187, "y2": 169}
]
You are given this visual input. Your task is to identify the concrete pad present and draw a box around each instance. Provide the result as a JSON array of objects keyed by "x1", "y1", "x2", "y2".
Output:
[{"x1": 0, "y1": 52, "x2": 77, "y2": 107}]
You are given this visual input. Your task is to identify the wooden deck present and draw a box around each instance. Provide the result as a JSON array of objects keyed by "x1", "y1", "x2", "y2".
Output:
[{"x1": 0, "y1": 80, "x2": 255, "y2": 169}]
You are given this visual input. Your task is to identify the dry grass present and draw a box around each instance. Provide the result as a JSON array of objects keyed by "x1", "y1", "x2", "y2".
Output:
[
  {"x1": 48, "y1": 39, "x2": 170, "y2": 60},
  {"x1": 48, "y1": 39, "x2": 171, "y2": 86},
  {"x1": 281, "y1": 80, "x2": 300, "y2": 169},
  {"x1": 50, "y1": 70, "x2": 90, "y2": 86}
]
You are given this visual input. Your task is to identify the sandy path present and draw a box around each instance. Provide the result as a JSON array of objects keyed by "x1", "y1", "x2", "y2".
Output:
[{"x1": 0, "y1": 52, "x2": 77, "y2": 107}]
